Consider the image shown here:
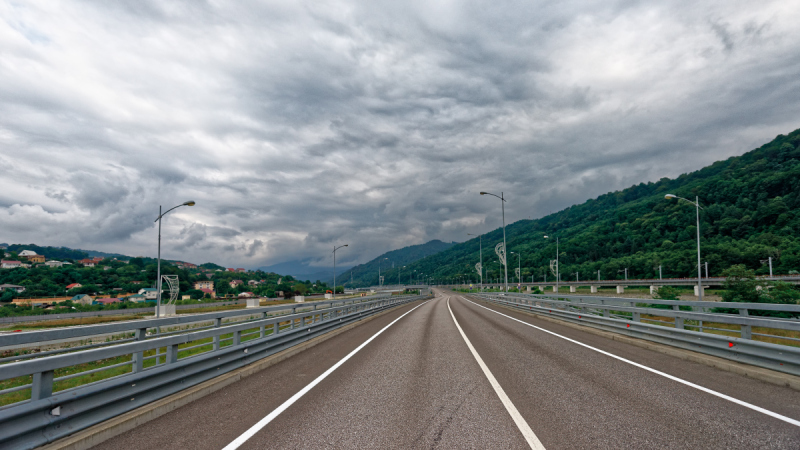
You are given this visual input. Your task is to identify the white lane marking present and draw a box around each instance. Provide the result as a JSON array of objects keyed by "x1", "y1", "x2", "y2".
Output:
[
  {"x1": 460, "y1": 296, "x2": 800, "y2": 428},
  {"x1": 446, "y1": 297, "x2": 546, "y2": 450},
  {"x1": 222, "y1": 299, "x2": 434, "y2": 450}
]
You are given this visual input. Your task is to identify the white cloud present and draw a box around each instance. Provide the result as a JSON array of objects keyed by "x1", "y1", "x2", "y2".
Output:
[{"x1": 1, "y1": 0, "x2": 799, "y2": 268}]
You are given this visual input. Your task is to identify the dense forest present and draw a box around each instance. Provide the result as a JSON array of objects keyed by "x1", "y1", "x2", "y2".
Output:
[
  {"x1": 4, "y1": 244, "x2": 90, "y2": 261},
  {"x1": 335, "y1": 240, "x2": 455, "y2": 286},
  {"x1": 375, "y1": 128, "x2": 800, "y2": 287}
]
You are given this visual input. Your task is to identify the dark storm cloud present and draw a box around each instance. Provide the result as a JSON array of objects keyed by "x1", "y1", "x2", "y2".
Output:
[{"x1": 1, "y1": 0, "x2": 799, "y2": 268}]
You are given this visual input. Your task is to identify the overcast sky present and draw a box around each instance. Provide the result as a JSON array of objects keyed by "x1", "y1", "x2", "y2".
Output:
[{"x1": 1, "y1": 1, "x2": 799, "y2": 269}]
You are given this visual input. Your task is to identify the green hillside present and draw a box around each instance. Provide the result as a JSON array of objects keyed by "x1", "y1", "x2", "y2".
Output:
[
  {"x1": 377, "y1": 128, "x2": 800, "y2": 286},
  {"x1": 337, "y1": 240, "x2": 455, "y2": 286},
  {"x1": 5, "y1": 244, "x2": 90, "y2": 261}
]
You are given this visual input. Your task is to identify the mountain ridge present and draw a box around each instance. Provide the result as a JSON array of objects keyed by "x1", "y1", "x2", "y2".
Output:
[{"x1": 370, "y1": 128, "x2": 800, "y2": 287}]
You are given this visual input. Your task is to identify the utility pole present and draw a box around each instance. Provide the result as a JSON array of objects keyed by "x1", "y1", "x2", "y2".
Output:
[{"x1": 659, "y1": 265, "x2": 662, "y2": 280}]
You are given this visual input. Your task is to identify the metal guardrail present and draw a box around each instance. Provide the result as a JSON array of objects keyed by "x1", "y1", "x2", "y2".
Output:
[
  {"x1": 0, "y1": 300, "x2": 251, "y2": 325},
  {"x1": 0, "y1": 293, "x2": 430, "y2": 449},
  {"x1": 469, "y1": 292, "x2": 800, "y2": 377},
  {"x1": 443, "y1": 275, "x2": 800, "y2": 288}
]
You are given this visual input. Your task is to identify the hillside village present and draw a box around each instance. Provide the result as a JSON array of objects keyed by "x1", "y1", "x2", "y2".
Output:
[{"x1": 0, "y1": 244, "x2": 335, "y2": 316}]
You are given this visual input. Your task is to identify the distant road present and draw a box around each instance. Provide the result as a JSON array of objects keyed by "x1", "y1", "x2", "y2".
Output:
[
  {"x1": 94, "y1": 289, "x2": 800, "y2": 449},
  {"x1": 0, "y1": 300, "x2": 248, "y2": 325}
]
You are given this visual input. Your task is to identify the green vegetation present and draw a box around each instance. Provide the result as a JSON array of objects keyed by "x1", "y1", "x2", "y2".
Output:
[
  {"x1": 3, "y1": 244, "x2": 89, "y2": 261},
  {"x1": 0, "y1": 254, "x2": 330, "y2": 316},
  {"x1": 712, "y1": 265, "x2": 800, "y2": 317},
  {"x1": 338, "y1": 239, "x2": 455, "y2": 286},
  {"x1": 379, "y1": 128, "x2": 800, "y2": 300}
]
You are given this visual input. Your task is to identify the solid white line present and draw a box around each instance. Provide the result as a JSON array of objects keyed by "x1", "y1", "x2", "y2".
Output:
[
  {"x1": 446, "y1": 297, "x2": 546, "y2": 450},
  {"x1": 460, "y1": 296, "x2": 800, "y2": 428},
  {"x1": 221, "y1": 299, "x2": 434, "y2": 450}
]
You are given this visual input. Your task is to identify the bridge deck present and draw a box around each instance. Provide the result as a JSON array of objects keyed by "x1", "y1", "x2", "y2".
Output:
[{"x1": 93, "y1": 289, "x2": 800, "y2": 449}]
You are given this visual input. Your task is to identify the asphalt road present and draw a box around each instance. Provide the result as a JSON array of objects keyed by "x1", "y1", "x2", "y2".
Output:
[{"x1": 94, "y1": 289, "x2": 800, "y2": 449}]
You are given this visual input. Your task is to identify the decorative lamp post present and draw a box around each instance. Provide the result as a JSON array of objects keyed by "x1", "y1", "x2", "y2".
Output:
[
  {"x1": 154, "y1": 201, "x2": 195, "y2": 317},
  {"x1": 468, "y1": 232, "x2": 484, "y2": 292},
  {"x1": 544, "y1": 235, "x2": 559, "y2": 294},
  {"x1": 480, "y1": 191, "x2": 508, "y2": 292}
]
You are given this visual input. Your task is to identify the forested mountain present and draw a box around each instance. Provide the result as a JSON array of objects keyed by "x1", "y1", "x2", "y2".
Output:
[
  {"x1": 4, "y1": 244, "x2": 90, "y2": 261},
  {"x1": 376, "y1": 128, "x2": 800, "y2": 286},
  {"x1": 337, "y1": 240, "x2": 455, "y2": 286}
]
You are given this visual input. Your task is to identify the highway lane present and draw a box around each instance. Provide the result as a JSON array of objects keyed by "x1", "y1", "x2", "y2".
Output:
[
  {"x1": 94, "y1": 291, "x2": 528, "y2": 449},
  {"x1": 93, "y1": 289, "x2": 800, "y2": 449},
  {"x1": 449, "y1": 293, "x2": 800, "y2": 449}
]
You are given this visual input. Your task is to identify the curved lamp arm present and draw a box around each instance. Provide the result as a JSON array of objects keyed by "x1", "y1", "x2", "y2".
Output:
[{"x1": 155, "y1": 201, "x2": 196, "y2": 222}]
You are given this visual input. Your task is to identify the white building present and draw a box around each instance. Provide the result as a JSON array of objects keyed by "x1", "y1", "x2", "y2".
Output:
[
  {"x1": 0, "y1": 284, "x2": 25, "y2": 293},
  {"x1": 45, "y1": 261, "x2": 65, "y2": 268},
  {"x1": 18, "y1": 250, "x2": 38, "y2": 257},
  {"x1": 1, "y1": 260, "x2": 22, "y2": 269},
  {"x1": 138, "y1": 288, "x2": 159, "y2": 300}
]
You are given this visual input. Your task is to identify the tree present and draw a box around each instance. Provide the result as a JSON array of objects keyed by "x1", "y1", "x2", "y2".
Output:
[
  {"x1": 652, "y1": 286, "x2": 681, "y2": 301},
  {"x1": 720, "y1": 265, "x2": 761, "y2": 303}
]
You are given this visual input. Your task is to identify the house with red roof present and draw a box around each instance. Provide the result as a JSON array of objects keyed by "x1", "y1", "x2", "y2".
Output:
[{"x1": 66, "y1": 283, "x2": 82, "y2": 290}]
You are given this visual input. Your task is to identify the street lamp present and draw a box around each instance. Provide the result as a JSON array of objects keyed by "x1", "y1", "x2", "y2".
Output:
[
  {"x1": 468, "y1": 232, "x2": 484, "y2": 292},
  {"x1": 400, "y1": 266, "x2": 405, "y2": 285},
  {"x1": 332, "y1": 244, "x2": 348, "y2": 299},
  {"x1": 154, "y1": 200, "x2": 195, "y2": 318},
  {"x1": 544, "y1": 235, "x2": 559, "y2": 294},
  {"x1": 378, "y1": 257, "x2": 388, "y2": 287},
  {"x1": 510, "y1": 251, "x2": 522, "y2": 286},
  {"x1": 480, "y1": 191, "x2": 508, "y2": 292},
  {"x1": 665, "y1": 194, "x2": 704, "y2": 301}
]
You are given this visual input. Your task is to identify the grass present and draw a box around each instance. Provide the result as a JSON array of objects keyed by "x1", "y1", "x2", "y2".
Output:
[
  {"x1": 0, "y1": 315, "x2": 321, "y2": 407},
  {"x1": 0, "y1": 314, "x2": 151, "y2": 331},
  {"x1": 0, "y1": 299, "x2": 309, "y2": 331}
]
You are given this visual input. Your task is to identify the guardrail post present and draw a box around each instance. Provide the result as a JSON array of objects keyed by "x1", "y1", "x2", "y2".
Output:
[
  {"x1": 233, "y1": 329, "x2": 241, "y2": 346},
  {"x1": 291, "y1": 307, "x2": 297, "y2": 329},
  {"x1": 260, "y1": 312, "x2": 267, "y2": 338},
  {"x1": 672, "y1": 305, "x2": 684, "y2": 329},
  {"x1": 166, "y1": 344, "x2": 179, "y2": 364},
  {"x1": 31, "y1": 370, "x2": 54, "y2": 400},
  {"x1": 132, "y1": 328, "x2": 146, "y2": 373},
  {"x1": 213, "y1": 318, "x2": 222, "y2": 350},
  {"x1": 273, "y1": 321, "x2": 279, "y2": 335},
  {"x1": 630, "y1": 302, "x2": 640, "y2": 322},
  {"x1": 739, "y1": 309, "x2": 752, "y2": 339}
]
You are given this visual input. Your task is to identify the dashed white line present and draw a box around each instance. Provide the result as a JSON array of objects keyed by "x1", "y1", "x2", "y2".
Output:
[
  {"x1": 222, "y1": 299, "x2": 433, "y2": 450},
  {"x1": 446, "y1": 297, "x2": 546, "y2": 450},
  {"x1": 459, "y1": 295, "x2": 800, "y2": 428}
]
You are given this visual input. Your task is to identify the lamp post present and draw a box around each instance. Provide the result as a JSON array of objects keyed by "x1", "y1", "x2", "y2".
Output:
[
  {"x1": 480, "y1": 191, "x2": 508, "y2": 292},
  {"x1": 154, "y1": 200, "x2": 195, "y2": 318},
  {"x1": 378, "y1": 257, "x2": 388, "y2": 287},
  {"x1": 665, "y1": 194, "x2": 704, "y2": 301},
  {"x1": 544, "y1": 235, "x2": 559, "y2": 294},
  {"x1": 510, "y1": 251, "x2": 521, "y2": 288},
  {"x1": 400, "y1": 266, "x2": 405, "y2": 285},
  {"x1": 332, "y1": 244, "x2": 348, "y2": 299},
  {"x1": 468, "y1": 232, "x2": 484, "y2": 292}
]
